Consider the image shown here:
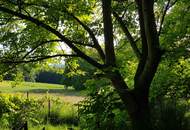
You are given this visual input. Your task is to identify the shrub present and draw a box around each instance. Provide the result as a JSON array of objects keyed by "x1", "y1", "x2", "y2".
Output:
[
  {"x1": 151, "y1": 100, "x2": 190, "y2": 130},
  {"x1": 0, "y1": 94, "x2": 43, "y2": 129},
  {"x1": 78, "y1": 86, "x2": 130, "y2": 130}
]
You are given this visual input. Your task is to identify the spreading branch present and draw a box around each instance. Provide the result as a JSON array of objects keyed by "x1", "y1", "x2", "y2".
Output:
[
  {"x1": 134, "y1": 0, "x2": 148, "y2": 87},
  {"x1": 21, "y1": 2, "x2": 105, "y2": 61},
  {"x1": 1, "y1": 54, "x2": 78, "y2": 64},
  {"x1": 22, "y1": 40, "x2": 62, "y2": 59},
  {"x1": 134, "y1": 0, "x2": 162, "y2": 91},
  {"x1": 158, "y1": 0, "x2": 178, "y2": 36},
  {"x1": 22, "y1": 39, "x2": 94, "y2": 60},
  {"x1": 71, "y1": 40, "x2": 95, "y2": 47},
  {"x1": 0, "y1": 6, "x2": 105, "y2": 69},
  {"x1": 65, "y1": 10, "x2": 105, "y2": 61},
  {"x1": 113, "y1": 11, "x2": 141, "y2": 59}
]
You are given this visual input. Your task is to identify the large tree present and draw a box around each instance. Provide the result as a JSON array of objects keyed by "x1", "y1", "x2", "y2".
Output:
[{"x1": 0, "y1": 0, "x2": 189, "y2": 129}]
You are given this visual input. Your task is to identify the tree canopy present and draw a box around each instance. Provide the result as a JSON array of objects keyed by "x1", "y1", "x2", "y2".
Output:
[{"x1": 0, "y1": 0, "x2": 189, "y2": 130}]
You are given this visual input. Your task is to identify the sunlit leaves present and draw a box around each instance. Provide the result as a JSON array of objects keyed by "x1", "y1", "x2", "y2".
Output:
[
  {"x1": 150, "y1": 57, "x2": 190, "y2": 101},
  {"x1": 160, "y1": 0, "x2": 190, "y2": 47}
]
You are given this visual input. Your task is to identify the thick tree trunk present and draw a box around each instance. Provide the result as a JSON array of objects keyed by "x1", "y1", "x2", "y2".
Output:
[
  {"x1": 131, "y1": 105, "x2": 152, "y2": 130},
  {"x1": 110, "y1": 71, "x2": 153, "y2": 130},
  {"x1": 130, "y1": 89, "x2": 152, "y2": 130},
  {"x1": 104, "y1": 0, "x2": 160, "y2": 129}
]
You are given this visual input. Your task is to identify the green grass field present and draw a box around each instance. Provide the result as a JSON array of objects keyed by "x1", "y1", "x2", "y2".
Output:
[{"x1": 0, "y1": 81, "x2": 84, "y2": 104}]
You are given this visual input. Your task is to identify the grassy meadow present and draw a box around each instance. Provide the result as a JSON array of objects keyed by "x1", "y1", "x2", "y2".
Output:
[
  {"x1": 0, "y1": 81, "x2": 84, "y2": 103},
  {"x1": 0, "y1": 81, "x2": 84, "y2": 130}
]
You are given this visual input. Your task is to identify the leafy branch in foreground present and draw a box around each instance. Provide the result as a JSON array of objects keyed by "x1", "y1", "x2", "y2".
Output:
[{"x1": 0, "y1": 6, "x2": 104, "y2": 69}]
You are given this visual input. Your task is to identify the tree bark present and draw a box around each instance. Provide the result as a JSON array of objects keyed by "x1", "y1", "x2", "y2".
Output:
[
  {"x1": 131, "y1": 87, "x2": 152, "y2": 130},
  {"x1": 110, "y1": 1, "x2": 161, "y2": 129},
  {"x1": 110, "y1": 71, "x2": 153, "y2": 130},
  {"x1": 102, "y1": 0, "x2": 116, "y2": 66}
]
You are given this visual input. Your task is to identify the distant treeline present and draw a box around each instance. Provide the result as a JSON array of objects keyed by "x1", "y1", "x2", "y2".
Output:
[
  {"x1": 4, "y1": 70, "x2": 87, "y2": 90},
  {"x1": 36, "y1": 71, "x2": 64, "y2": 84},
  {"x1": 3, "y1": 59, "x2": 95, "y2": 90},
  {"x1": 36, "y1": 71, "x2": 88, "y2": 90}
]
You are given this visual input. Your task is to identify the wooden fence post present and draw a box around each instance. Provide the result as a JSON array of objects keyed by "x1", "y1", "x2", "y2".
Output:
[
  {"x1": 27, "y1": 91, "x2": 29, "y2": 99},
  {"x1": 46, "y1": 98, "x2": 51, "y2": 124},
  {"x1": 23, "y1": 121, "x2": 28, "y2": 130},
  {"x1": 48, "y1": 99, "x2": 51, "y2": 118}
]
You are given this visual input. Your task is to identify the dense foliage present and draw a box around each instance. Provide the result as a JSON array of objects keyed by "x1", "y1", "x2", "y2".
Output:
[
  {"x1": 0, "y1": 94, "x2": 42, "y2": 129},
  {"x1": 0, "y1": 0, "x2": 190, "y2": 129},
  {"x1": 78, "y1": 77, "x2": 190, "y2": 130},
  {"x1": 78, "y1": 86, "x2": 129, "y2": 130},
  {"x1": 0, "y1": 94, "x2": 78, "y2": 129}
]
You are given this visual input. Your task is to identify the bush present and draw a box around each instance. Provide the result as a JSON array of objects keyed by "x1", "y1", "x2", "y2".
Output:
[
  {"x1": 0, "y1": 94, "x2": 43, "y2": 129},
  {"x1": 78, "y1": 86, "x2": 130, "y2": 130},
  {"x1": 0, "y1": 94, "x2": 79, "y2": 129},
  {"x1": 78, "y1": 84, "x2": 190, "y2": 130},
  {"x1": 151, "y1": 100, "x2": 190, "y2": 130}
]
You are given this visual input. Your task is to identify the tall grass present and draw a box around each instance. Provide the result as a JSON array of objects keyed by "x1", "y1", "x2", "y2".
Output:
[
  {"x1": 29, "y1": 124, "x2": 79, "y2": 130},
  {"x1": 38, "y1": 97, "x2": 79, "y2": 126},
  {"x1": 0, "y1": 93, "x2": 79, "y2": 129}
]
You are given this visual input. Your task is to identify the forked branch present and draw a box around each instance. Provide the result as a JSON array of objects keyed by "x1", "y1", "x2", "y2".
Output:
[
  {"x1": 65, "y1": 10, "x2": 105, "y2": 61},
  {"x1": 158, "y1": 0, "x2": 178, "y2": 36},
  {"x1": 113, "y1": 11, "x2": 142, "y2": 59}
]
